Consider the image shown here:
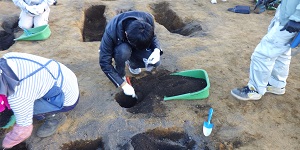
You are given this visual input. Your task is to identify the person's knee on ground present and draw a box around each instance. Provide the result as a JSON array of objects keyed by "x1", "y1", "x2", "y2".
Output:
[
  {"x1": 18, "y1": 21, "x2": 33, "y2": 30},
  {"x1": 18, "y1": 11, "x2": 34, "y2": 29}
]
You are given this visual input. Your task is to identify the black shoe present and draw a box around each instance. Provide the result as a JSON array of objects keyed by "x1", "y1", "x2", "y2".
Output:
[
  {"x1": 36, "y1": 113, "x2": 66, "y2": 138},
  {"x1": 53, "y1": 0, "x2": 57, "y2": 5}
]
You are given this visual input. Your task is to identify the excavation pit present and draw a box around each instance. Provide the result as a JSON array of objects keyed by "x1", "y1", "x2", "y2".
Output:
[
  {"x1": 0, "y1": 16, "x2": 19, "y2": 50},
  {"x1": 83, "y1": 5, "x2": 107, "y2": 42},
  {"x1": 115, "y1": 69, "x2": 207, "y2": 116},
  {"x1": 151, "y1": 2, "x2": 202, "y2": 37},
  {"x1": 0, "y1": 30, "x2": 15, "y2": 50},
  {"x1": 130, "y1": 128, "x2": 197, "y2": 150},
  {"x1": 60, "y1": 138, "x2": 104, "y2": 150}
]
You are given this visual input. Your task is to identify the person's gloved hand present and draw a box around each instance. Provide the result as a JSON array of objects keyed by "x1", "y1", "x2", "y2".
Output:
[
  {"x1": 25, "y1": 5, "x2": 39, "y2": 16},
  {"x1": 2, "y1": 124, "x2": 33, "y2": 149},
  {"x1": 36, "y1": 2, "x2": 48, "y2": 14},
  {"x1": 35, "y1": 5, "x2": 46, "y2": 14},
  {"x1": 148, "y1": 48, "x2": 161, "y2": 65},
  {"x1": 121, "y1": 82, "x2": 136, "y2": 98},
  {"x1": 280, "y1": 20, "x2": 300, "y2": 33}
]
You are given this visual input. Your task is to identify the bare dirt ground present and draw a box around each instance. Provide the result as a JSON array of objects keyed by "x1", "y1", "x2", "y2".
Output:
[{"x1": 0, "y1": 0, "x2": 299, "y2": 149}]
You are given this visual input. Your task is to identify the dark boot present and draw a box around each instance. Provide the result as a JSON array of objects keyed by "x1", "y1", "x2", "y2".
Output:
[{"x1": 36, "y1": 113, "x2": 67, "y2": 138}]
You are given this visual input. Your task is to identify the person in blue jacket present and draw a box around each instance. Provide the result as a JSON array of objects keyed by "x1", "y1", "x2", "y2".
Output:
[
  {"x1": 99, "y1": 11, "x2": 163, "y2": 98},
  {"x1": 231, "y1": 0, "x2": 300, "y2": 100}
]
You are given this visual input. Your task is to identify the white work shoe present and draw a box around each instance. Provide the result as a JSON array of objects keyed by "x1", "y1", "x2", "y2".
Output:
[
  {"x1": 128, "y1": 67, "x2": 141, "y2": 75},
  {"x1": 266, "y1": 83, "x2": 285, "y2": 95},
  {"x1": 126, "y1": 61, "x2": 141, "y2": 75}
]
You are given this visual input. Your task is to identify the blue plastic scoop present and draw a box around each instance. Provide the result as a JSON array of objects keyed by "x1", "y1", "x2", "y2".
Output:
[{"x1": 203, "y1": 108, "x2": 214, "y2": 136}]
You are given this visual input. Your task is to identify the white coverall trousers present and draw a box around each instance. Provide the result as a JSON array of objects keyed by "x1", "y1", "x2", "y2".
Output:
[
  {"x1": 248, "y1": 7, "x2": 297, "y2": 95},
  {"x1": 18, "y1": 8, "x2": 50, "y2": 29}
]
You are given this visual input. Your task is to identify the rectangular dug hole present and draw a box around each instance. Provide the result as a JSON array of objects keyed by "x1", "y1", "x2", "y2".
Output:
[{"x1": 163, "y1": 69, "x2": 210, "y2": 101}]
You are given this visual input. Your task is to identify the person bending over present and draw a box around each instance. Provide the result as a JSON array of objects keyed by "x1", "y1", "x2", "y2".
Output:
[
  {"x1": 0, "y1": 52, "x2": 79, "y2": 149},
  {"x1": 99, "y1": 11, "x2": 163, "y2": 98}
]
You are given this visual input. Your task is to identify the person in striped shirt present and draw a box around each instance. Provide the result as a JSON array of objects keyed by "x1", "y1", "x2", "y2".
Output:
[{"x1": 0, "y1": 52, "x2": 79, "y2": 149}]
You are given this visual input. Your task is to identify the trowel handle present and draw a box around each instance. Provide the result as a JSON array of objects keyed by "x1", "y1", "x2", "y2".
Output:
[
  {"x1": 126, "y1": 77, "x2": 132, "y2": 85},
  {"x1": 291, "y1": 33, "x2": 300, "y2": 48},
  {"x1": 207, "y1": 108, "x2": 214, "y2": 124}
]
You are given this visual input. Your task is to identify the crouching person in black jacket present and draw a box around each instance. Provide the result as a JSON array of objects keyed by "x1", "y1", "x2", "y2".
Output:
[{"x1": 99, "y1": 11, "x2": 163, "y2": 98}]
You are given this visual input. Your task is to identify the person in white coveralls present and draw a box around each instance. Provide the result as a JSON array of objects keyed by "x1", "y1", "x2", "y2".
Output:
[{"x1": 12, "y1": 0, "x2": 56, "y2": 30}]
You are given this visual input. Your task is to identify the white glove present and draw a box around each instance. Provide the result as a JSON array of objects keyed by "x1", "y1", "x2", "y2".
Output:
[
  {"x1": 25, "y1": 5, "x2": 39, "y2": 16},
  {"x1": 147, "y1": 48, "x2": 161, "y2": 65},
  {"x1": 35, "y1": 5, "x2": 46, "y2": 14},
  {"x1": 121, "y1": 83, "x2": 136, "y2": 98}
]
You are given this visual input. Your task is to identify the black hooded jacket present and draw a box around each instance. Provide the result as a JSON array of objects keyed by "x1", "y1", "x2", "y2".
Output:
[{"x1": 99, "y1": 11, "x2": 161, "y2": 87}]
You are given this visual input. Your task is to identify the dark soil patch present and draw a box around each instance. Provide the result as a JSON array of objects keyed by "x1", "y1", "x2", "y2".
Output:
[
  {"x1": 0, "y1": 30, "x2": 15, "y2": 51},
  {"x1": 83, "y1": 5, "x2": 107, "y2": 42},
  {"x1": 130, "y1": 127, "x2": 196, "y2": 150},
  {"x1": 0, "y1": 109, "x2": 13, "y2": 127},
  {"x1": 0, "y1": 15, "x2": 20, "y2": 50},
  {"x1": 1, "y1": 15, "x2": 20, "y2": 34},
  {"x1": 60, "y1": 138, "x2": 104, "y2": 150},
  {"x1": 114, "y1": 93, "x2": 138, "y2": 108},
  {"x1": 150, "y1": 2, "x2": 202, "y2": 37},
  {"x1": 216, "y1": 133, "x2": 258, "y2": 150},
  {"x1": 0, "y1": 128, "x2": 5, "y2": 137},
  {"x1": 115, "y1": 69, "x2": 207, "y2": 116},
  {"x1": 5, "y1": 142, "x2": 27, "y2": 150}
]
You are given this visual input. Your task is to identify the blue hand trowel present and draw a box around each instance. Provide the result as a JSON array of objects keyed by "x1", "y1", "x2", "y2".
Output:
[{"x1": 203, "y1": 108, "x2": 214, "y2": 136}]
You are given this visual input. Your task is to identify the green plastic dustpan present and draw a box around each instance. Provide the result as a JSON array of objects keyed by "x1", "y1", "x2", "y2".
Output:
[
  {"x1": 163, "y1": 69, "x2": 210, "y2": 101},
  {"x1": 14, "y1": 25, "x2": 51, "y2": 41}
]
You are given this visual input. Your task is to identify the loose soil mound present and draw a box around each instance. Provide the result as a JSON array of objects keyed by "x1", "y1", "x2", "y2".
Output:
[{"x1": 115, "y1": 69, "x2": 207, "y2": 116}]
